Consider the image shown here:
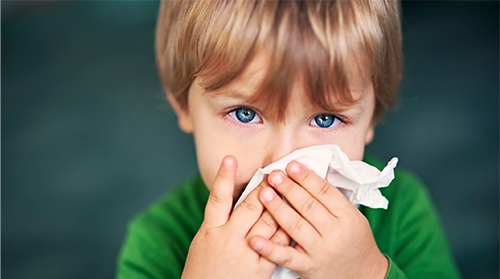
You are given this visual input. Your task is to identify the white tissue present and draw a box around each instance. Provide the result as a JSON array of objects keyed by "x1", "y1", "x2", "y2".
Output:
[{"x1": 233, "y1": 144, "x2": 398, "y2": 279}]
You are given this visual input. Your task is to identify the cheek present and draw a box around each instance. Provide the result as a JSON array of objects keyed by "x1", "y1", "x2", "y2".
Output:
[
  {"x1": 197, "y1": 150, "x2": 264, "y2": 201},
  {"x1": 193, "y1": 126, "x2": 265, "y2": 199},
  {"x1": 195, "y1": 148, "x2": 219, "y2": 192},
  {"x1": 341, "y1": 145, "x2": 366, "y2": 161},
  {"x1": 343, "y1": 137, "x2": 369, "y2": 160},
  {"x1": 319, "y1": 134, "x2": 366, "y2": 161}
]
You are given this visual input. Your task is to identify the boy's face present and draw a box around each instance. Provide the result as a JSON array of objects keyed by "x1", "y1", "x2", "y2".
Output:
[{"x1": 173, "y1": 53, "x2": 375, "y2": 201}]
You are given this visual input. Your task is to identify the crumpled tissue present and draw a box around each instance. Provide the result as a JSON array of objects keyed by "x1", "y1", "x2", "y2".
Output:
[{"x1": 233, "y1": 144, "x2": 398, "y2": 279}]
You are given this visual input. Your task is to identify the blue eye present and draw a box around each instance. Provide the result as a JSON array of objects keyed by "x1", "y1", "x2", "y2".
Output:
[
  {"x1": 310, "y1": 114, "x2": 341, "y2": 128},
  {"x1": 228, "y1": 108, "x2": 262, "y2": 123}
]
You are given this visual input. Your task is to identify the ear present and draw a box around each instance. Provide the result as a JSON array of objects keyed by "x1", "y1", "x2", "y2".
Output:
[
  {"x1": 364, "y1": 124, "x2": 375, "y2": 145},
  {"x1": 167, "y1": 92, "x2": 193, "y2": 133}
]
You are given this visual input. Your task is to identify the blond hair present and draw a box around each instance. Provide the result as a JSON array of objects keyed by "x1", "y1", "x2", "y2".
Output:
[{"x1": 156, "y1": 0, "x2": 402, "y2": 122}]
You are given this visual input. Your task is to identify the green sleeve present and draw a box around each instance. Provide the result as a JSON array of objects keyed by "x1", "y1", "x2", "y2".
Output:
[
  {"x1": 116, "y1": 175, "x2": 208, "y2": 279},
  {"x1": 361, "y1": 162, "x2": 462, "y2": 279},
  {"x1": 384, "y1": 256, "x2": 408, "y2": 279}
]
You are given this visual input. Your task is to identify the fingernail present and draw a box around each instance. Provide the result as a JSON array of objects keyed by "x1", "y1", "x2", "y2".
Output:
[
  {"x1": 223, "y1": 156, "x2": 234, "y2": 169},
  {"x1": 271, "y1": 172, "x2": 284, "y2": 185},
  {"x1": 261, "y1": 188, "x2": 274, "y2": 202},
  {"x1": 252, "y1": 238, "x2": 263, "y2": 250},
  {"x1": 289, "y1": 162, "x2": 301, "y2": 174}
]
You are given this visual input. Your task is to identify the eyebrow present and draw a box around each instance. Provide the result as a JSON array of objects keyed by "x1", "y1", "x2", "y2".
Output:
[
  {"x1": 339, "y1": 101, "x2": 364, "y2": 115},
  {"x1": 310, "y1": 90, "x2": 369, "y2": 118},
  {"x1": 205, "y1": 87, "x2": 256, "y2": 102},
  {"x1": 204, "y1": 80, "x2": 369, "y2": 119}
]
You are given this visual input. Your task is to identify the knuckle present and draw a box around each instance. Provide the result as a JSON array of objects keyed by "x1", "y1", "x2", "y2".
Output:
[
  {"x1": 261, "y1": 213, "x2": 278, "y2": 229},
  {"x1": 300, "y1": 196, "x2": 317, "y2": 215},
  {"x1": 273, "y1": 231, "x2": 290, "y2": 246},
  {"x1": 259, "y1": 178, "x2": 270, "y2": 188},
  {"x1": 208, "y1": 192, "x2": 225, "y2": 206},
  {"x1": 317, "y1": 182, "x2": 331, "y2": 197},
  {"x1": 287, "y1": 219, "x2": 303, "y2": 236},
  {"x1": 252, "y1": 182, "x2": 267, "y2": 196},
  {"x1": 217, "y1": 171, "x2": 229, "y2": 181},
  {"x1": 239, "y1": 199, "x2": 261, "y2": 213},
  {"x1": 272, "y1": 198, "x2": 286, "y2": 213},
  {"x1": 301, "y1": 170, "x2": 315, "y2": 184},
  {"x1": 281, "y1": 182, "x2": 295, "y2": 197},
  {"x1": 198, "y1": 225, "x2": 215, "y2": 238},
  {"x1": 279, "y1": 253, "x2": 294, "y2": 267},
  {"x1": 216, "y1": 167, "x2": 232, "y2": 181},
  {"x1": 197, "y1": 227, "x2": 209, "y2": 238}
]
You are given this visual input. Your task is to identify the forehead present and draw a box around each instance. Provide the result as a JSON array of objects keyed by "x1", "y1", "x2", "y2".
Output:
[{"x1": 205, "y1": 51, "x2": 373, "y2": 116}]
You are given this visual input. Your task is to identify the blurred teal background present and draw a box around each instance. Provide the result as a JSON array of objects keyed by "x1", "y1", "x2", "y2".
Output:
[{"x1": 2, "y1": 1, "x2": 498, "y2": 278}]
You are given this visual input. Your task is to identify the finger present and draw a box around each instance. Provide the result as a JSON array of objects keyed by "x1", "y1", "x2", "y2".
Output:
[
  {"x1": 268, "y1": 170, "x2": 335, "y2": 234},
  {"x1": 246, "y1": 210, "x2": 279, "y2": 241},
  {"x1": 259, "y1": 187, "x2": 319, "y2": 250},
  {"x1": 250, "y1": 235, "x2": 309, "y2": 273},
  {"x1": 203, "y1": 156, "x2": 237, "y2": 228},
  {"x1": 286, "y1": 161, "x2": 353, "y2": 217},
  {"x1": 270, "y1": 227, "x2": 291, "y2": 247},
  {"x1": 229, "y1": 179, "x2": 269, "y2": 234}
]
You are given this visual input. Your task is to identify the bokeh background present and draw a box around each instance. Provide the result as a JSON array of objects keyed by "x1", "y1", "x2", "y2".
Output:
[{"x1": 2, "y1": 1, "x2": 498, "y2": 278}]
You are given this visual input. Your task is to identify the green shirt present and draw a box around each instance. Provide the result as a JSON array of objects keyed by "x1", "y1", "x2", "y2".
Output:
[{"x1": 117, "y1": 159, "x2": 462, "y2": 279}]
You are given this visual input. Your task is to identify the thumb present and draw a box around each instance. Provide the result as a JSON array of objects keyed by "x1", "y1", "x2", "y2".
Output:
[{"x1": 203, "y1": 155, "x2": 237, "y2": 228}]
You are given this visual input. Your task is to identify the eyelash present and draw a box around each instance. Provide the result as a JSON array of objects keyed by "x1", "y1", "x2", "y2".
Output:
[
  {"x1": 226, "y1": 106, "x2": 263, "y2": 125},
  {"x1": 226, "y1": 107, "x2": 346, "y2": 130},
  {"x1": 309, "y1": 114, "x2": 345, "y2": 129}
]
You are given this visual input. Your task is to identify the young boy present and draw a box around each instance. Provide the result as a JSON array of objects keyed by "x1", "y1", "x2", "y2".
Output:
[{"x1": 118, "y1": 0, "x2": 462, "y2": 278}]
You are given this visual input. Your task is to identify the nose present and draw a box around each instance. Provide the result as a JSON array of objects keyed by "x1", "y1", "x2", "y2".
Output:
[{"x1": 262, "y1": 128, "x2": 307, "y2": 167}]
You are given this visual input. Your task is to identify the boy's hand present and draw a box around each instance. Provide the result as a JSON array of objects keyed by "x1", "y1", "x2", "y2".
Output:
[
  {"x1": 181, "y1": 156, "x2": 289, "y2": 279},
  {"x1": 249, "y1": 161, "x2": 389, "y2": 279}
]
